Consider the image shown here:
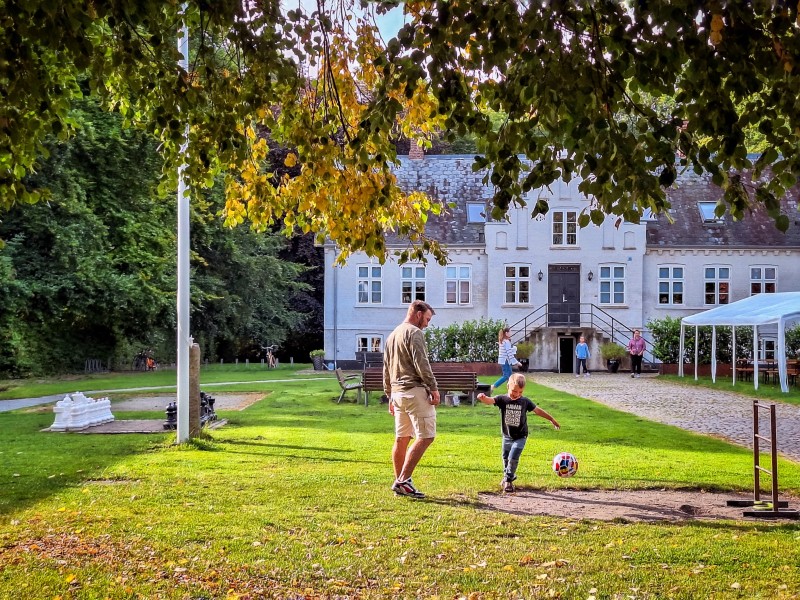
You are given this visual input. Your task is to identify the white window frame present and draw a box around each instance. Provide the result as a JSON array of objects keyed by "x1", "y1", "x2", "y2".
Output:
[
  {"x1": 704, "y1": 265, "x2": 731, "y2": 305},
  {"x1": 552, "y1": 210, "x2": 578, "y2": 246},
  {"x1": 445, "y1": 265, "x2": 472, "y2": 305},
  {"x1": 357, "y1": 265, "x2": 382, "y2": 304},
  {"x1": 466, "y1": 202, "x2": 487, "y2": 223},
  {"x1": 759, "y1": 339, "x2": 776, "y2": 361},
  {"x1": 599, "y1": 264, "x2": 626, "y2": 305},
  {"x1": 401, "y1": 265, "x2": 426, "y2": 303},
  {"x1": 658, "y1": 265, "x2": 684, "y2": 305},
  {"x1": 356, "y1": 335, "x2": 383, "y2": 353},
  {"x1": 698, "y1": 201, "x2": 724, "y2": 223},
  {"x1": 750, "y1": 266, "x2": 777, "y2": 295},
  {"x1": 504, "y1": 264, "x2": 531, "y2": 305}
]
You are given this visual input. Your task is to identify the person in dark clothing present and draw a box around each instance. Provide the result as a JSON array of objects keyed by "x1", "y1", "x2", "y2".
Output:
[{"x1": 476, "y1": 373, "x2": 560, "y2": 493}]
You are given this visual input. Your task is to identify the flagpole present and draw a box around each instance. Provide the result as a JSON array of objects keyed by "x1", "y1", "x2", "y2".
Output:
[{"x1": 176, "y1": 11, "x2": 191, "y2": 443}]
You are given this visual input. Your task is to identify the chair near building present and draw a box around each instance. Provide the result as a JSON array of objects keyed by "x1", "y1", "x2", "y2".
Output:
[{"x1": 335, "y1": 368, "x2": 364, "y2": 405}]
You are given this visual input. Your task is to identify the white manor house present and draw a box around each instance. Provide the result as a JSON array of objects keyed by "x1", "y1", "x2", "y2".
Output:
[{"x1": 323, "y1": 150, "x2": 800, "y2": 373}]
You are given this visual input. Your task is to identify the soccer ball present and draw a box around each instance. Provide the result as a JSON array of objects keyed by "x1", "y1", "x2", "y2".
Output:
[{"x1": 552, "y1": 452, "x2": 578, "y2": 478}]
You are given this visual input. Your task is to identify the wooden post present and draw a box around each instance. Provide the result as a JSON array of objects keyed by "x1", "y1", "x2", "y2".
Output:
[{"x1": 189, "y1": 343, "x2": 201, "y2": 438}]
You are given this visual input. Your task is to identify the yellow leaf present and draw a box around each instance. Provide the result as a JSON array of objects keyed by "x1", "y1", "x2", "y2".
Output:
[
  {"x1": 65, "y1": 574, "x2": 77, "y2": 584},
  {"x1": 284, "y1": 153, "x2": 297, "y2": 168}
]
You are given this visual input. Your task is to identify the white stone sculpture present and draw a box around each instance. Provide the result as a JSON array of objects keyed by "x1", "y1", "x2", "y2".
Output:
[{"x1": 49, "y1": 392, "x2": 114, "y2": 432}]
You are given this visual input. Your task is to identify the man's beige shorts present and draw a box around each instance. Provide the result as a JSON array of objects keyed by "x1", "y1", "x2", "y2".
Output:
[{"x1": 392, "y1": 387, "x2": 436, "y2": 439}]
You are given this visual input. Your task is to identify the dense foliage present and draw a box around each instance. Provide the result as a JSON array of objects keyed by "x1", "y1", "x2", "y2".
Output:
[
  {"x1": 2, "y1": 1, "x2": 799, "y2": 267},
  {"x1": 425, "y1": 318, "x2": 506, "y2": 362},
  {"x1": 0, "y1": 99, "x2": 315, "y2": 376}
]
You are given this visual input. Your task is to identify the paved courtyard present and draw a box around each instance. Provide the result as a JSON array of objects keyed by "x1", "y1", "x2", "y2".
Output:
[{"x1": 530, "y1": 372, "x2": 800, "y2": 463}]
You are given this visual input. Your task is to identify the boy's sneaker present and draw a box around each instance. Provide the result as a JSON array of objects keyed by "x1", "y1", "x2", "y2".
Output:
[
  {"x1": 575, "y1": 374, "x2": 580, "y2": 378},
  {"x1": 631, "y1": 373, "x2": 635, "y2": 378},
  {"x1": 503, "y1": 480, "x2": 515, "y2": 493},
  {"x1": 584, "y1": 373, "x2": 590, "y2": 377},
  {"x1": 392, "y1": 478, "x2": 425, "y2": 498}
]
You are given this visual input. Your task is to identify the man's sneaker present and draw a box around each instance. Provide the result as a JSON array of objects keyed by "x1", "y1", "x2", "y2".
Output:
[
  {"x1": 584, "y1": 373, "x2": 590, "y2": 377},
  {"x1": 392, "y1": 478, "x2": 425, "y2": 498},
  {"x1": 503, "y1": 480, "x2": 515, "y2": 493},
  {"x1": 575, "y1": 374, "x2": 580, "y2": 378}
]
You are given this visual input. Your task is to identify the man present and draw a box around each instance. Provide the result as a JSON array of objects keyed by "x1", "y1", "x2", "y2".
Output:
[
  {"x1": 383, "y1": 300, "x2": 440, "y2": 498},
  {"x1": 628, "y1": 329, "x2": 646, "y2": 378}
]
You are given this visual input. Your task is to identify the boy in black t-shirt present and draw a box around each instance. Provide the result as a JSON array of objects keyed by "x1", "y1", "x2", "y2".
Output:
[{"x1": 477, "y1": 373, "x2": 560, "y2": 493}]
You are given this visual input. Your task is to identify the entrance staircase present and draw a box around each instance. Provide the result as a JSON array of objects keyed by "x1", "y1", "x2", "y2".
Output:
[{"x1": 507, "y1": 303, "x2": 657, "y2": 370}]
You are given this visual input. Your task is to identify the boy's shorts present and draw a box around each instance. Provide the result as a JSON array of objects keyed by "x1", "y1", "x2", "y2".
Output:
[{"x1": 392, "y1": 387, "x2": 436, "y2": 439}]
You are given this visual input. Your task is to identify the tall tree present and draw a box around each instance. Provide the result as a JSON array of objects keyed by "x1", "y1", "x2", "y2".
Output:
[
  {"x1": 0, "y1": 98, "x2": 312, "y2": 376},
  {"x1": 1, "y1": 1, "x2": 798, "y2": 265}
]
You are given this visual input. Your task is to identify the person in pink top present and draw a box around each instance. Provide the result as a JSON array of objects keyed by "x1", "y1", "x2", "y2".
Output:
[{"x1": 628, "y1": 329, "x2": 646, "y2": 378}]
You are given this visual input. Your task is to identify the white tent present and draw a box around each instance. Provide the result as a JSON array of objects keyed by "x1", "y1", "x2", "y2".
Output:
[{"x1": 679, "y1": 292, "x2": 800, "y2": 392}]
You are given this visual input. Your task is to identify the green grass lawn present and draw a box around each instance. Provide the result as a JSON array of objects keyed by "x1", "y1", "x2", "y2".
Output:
[
  {"x1": 0, "y1": 363, "x2": 318, "y2": 400},
  {"x1": 2, "y1": 370, "x2": 800, "y2": 599}
]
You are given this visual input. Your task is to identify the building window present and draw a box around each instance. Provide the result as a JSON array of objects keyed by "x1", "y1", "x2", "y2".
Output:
[
  {"x1": 759, "y1": 339, "x2": 776, "y2": 361},
  {"x1": 704, "y1": 266, "x2": 730, "y2": 305},
  {"x1": 445, "y1": 265, "x2": 471, "y2": 305},
  {"x1": 401, "y1": 265, "x2": 426, "y2": 303},
  {"x1": 658, "y1": 266, "x2": 684, "y2": 305},
  {"x1": 552, "y1": 210, "x2": 578, "y2": 246},
  {"x1": 357, "y1": 265, "x2": 382, "y2": 304},
  {"x1": 698, "y1": 201, "x2": 724, "y2": 223},
  {"x1": 466, "y1": 203, "x2": 487, "y2": 223},
  {"x1": 504, "y1": 264, "x2": 531, "y2": 304},
  {"x1": 599, "y1": 265, "x2": 625, "y2": 305},
  {"x1": 750, "y1": 266, "x2": 776, "y2": 295},
  {"x1": 357, "y1": 336, "x2": 383, "y2": 353}
]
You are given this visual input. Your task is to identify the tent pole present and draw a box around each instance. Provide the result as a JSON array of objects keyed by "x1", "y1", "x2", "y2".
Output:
[
  {"x1": 753, "y1": 325, "x2": 759, "y2": 391},
  {"x1": 694, "y1": 326, "x2": 699, "y2": 381},
  {"x1": 778, "y1": 317, "x2": 788, "y2": 392},
  {"x1": 678, "y1": 323, "x2": 685, "y2": 377},
  {"x1": 711, "y1": 326, "x2": 717, "y2": 383},
  {"x1": 732, "y1": 327, "x2": 736, "y2": 386}
]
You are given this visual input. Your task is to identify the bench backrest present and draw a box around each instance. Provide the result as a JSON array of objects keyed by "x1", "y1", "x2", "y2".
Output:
[
  {"x1": 363, "y1": 366, "x2": 477, "y2": 393},
  {"x1": 335, "y1": 368, "x2": 349, "y2": 386}
]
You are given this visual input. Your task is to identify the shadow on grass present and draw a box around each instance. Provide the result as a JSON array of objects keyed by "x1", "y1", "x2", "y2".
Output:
[{"x1": 0, "y1": 412, "x2": 170, "y2": 517}]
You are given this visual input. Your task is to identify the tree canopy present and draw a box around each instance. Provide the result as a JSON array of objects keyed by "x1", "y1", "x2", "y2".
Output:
[
  {"x1": 2, "y1": 1, "x2": 799, "y2": 264},
  {"x1": 0, "y1": 97, "x2": 315, "y2": 376}
]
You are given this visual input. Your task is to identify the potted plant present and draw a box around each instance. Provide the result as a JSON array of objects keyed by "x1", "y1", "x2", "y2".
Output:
[
  {"x1": 515, "y1": 341, "x2": 535, "y2": 373},
  {"x1": 600, "y1": 343, "x2": 627, "y2": 373},
  {"x1": 309, "y1": 349, "x2": 325, "y2": 371}
]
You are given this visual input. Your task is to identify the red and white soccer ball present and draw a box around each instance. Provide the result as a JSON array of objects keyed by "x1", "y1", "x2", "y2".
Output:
[{"x1": 552, "y1": 452, "x2": 578, "y2": 478}]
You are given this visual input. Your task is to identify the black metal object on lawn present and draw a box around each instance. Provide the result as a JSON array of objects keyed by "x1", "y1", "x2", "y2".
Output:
[{"x1": 163, "y1": 392, "x2": 217, "y2": 430}]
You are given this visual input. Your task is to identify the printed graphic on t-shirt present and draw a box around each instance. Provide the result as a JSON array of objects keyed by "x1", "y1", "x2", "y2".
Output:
[{"x1": 504, "y1": 403, "x2": 523, "y2": 428}]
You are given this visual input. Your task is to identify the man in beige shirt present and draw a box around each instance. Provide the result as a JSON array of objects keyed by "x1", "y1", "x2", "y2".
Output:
[{"x1": 384, "y1": 300, "x2": 440, "y2": 498}]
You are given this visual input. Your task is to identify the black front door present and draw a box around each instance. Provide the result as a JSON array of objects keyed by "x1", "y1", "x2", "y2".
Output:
[
  {"x1": 548, "y1": 266, "x2": 580, "y2": 326},
  {"x1": 559, "y1": 337, "x2": 575, "y2": 374}
]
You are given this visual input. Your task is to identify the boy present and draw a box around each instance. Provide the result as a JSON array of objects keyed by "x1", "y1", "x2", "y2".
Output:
[
  {"x1": 575, "y1": 336, "x2": 590, "y2": 377},
  {"x1": 477, "y1": 373, "x2": 560, "y2": 493}
]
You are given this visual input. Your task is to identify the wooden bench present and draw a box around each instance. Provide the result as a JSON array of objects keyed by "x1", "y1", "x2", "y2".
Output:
[
  {"x1": 362, "y1": 365, "x2": 479, "y2": 405},
  {"x1": 335, "y1": 368, "x2": 364, "y2": 405},
  {"x1": 362, "y1": 368, "x2": 385, "y2": 406}
]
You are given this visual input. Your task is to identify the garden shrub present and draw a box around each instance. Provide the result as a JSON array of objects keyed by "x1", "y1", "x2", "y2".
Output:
[{"x1": 425, "y1": 318, "x2": 505, "y2": 362}]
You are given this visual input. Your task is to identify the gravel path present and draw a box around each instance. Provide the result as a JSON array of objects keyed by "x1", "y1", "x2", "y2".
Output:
[{"x1": 530, "y1": 372, "x2": 800, "y2": 463}]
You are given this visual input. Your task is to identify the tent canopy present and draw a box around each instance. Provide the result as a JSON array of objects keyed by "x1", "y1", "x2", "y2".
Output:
[
  {"x1": 679, "y1": 292, "x2": 800, "y2": 392},
  {"x1": 681, "y1": 292, "x2": 800, "y2": 327}
]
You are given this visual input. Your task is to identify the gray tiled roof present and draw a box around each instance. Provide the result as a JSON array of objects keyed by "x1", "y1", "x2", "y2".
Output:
[
  {"x1": 391, "y1": 154, "x2": 800, "y2": 249},
  {"x1": 650, "y1": 168, "x2": 800, "y2": 248},
  {"x1": 391, "y1": 155, "x2": 490, "y2": 246}
]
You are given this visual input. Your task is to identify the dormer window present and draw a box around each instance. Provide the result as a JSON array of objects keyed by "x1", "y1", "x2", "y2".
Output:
[{"x1": 698, "y1": 201, "x2": 724, "y2": 224}]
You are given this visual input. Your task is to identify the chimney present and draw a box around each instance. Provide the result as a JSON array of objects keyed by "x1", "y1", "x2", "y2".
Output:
[{"x1": 408, "y1": 143, "x2": 424, "y2": 160}]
